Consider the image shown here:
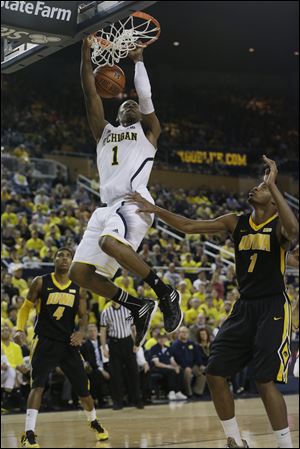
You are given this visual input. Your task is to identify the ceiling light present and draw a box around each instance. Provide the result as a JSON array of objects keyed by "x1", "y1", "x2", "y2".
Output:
[
  {"x1": 173, "y1": 41, "x2": 180, "y2": 47},
  {"x1": 248, "y1": 48, "x2": 255, "y2": 53},
  {"x1": 294, "y1": 51, "x2": 299, "y2": 56}
]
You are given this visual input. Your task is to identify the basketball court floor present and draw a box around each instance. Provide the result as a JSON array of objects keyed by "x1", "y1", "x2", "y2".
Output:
[{"x1": 1, "y1": 395, "x2": 298, "y2": 448}]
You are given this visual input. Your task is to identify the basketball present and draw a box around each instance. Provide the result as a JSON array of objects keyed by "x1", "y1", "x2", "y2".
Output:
[{"x1": 93, "y1": 65, "x2": 126, "y2": 98}]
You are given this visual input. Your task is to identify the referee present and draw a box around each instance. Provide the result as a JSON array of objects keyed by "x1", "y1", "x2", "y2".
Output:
[{"x1": 100, "y1": 301, "x2": 143, "y2": 410}]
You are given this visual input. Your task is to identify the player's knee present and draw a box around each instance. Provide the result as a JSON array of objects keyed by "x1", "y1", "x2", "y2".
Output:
[
  {"x1": 68, "y1": 263, "x2": 94, "y2": 287},
  {"x1": 206, "y1": 373, "x2": 217, "y2": 387},
  {"x1": 31, "y1": 386, "x2": 44, "y2": 396},
  {"x1": 255, "y1": 379, "x2": 274, "y2": 391},
  {"x1": 185, "y1": 367, "x2": 192, "y2": 374},
  {"x1": 206, "y1": 373, "x2": 225, "y2": 389}
]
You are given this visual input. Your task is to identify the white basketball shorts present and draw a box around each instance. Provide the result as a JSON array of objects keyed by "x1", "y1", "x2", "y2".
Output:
[{"x1": 73, "y1": 200, "x2": 153, "y2": 278}]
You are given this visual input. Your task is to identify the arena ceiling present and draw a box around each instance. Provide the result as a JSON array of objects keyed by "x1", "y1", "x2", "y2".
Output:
[{"x1": 145, "y1": 1, "x2": 299, "y2": 73}]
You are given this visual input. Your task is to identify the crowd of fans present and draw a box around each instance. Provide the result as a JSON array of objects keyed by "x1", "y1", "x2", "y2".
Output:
[
  {"x1": 1, "y1": 76, "x2": 298, "y2": 177},
  {"x1": 1, "y1": 155, "x2": 299, "y2": 413}
]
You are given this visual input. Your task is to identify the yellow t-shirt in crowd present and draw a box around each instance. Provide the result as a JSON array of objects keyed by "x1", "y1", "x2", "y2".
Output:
[
  {"x1": 115, "y1": 276, "x2": 134, "y2": 289},
  {"x1": 180, "y1": 292, "x2": 192, "y2": 312},
  {"x1": 12, "y1": 277, "x2": 28, "y2": 294},
  {"x1": 143, "y1": 286, "x2": 157, "y2": 299},
  {"x1": 150, "y1": 308, "x2": 164, "y2": 328},
  {"x1": 64, "y1": 216, "x2": 78, "y2": 228},
  {"x1": 181, "y1": 260, "x2": 200, "y2": 273},
  {"x1": 212, "y1": 297, "x2": 224, "y2": 310},
  {"x1": 1, "y1": 212, "x2": 18, "y2": 226},
  {"x1": 1, "y1": 341, "x2": 24, "y2": 369},
  {"x1": 39, "y1": 245, "x2": 58, "y2": 260},
  {"x1": 193, "y1": 292, "x2": 206, "y2": 304},
  {"x1": 184, "y1": 307, "x2": 202, "y2": 326},
  {"x1": 25, "y1": 238, "x2": 44, "y2": 252}
]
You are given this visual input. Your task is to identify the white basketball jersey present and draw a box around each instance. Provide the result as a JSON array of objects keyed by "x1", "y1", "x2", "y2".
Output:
[{"x1": 97, "y1": 121, "x2": 156, "y2": 205}]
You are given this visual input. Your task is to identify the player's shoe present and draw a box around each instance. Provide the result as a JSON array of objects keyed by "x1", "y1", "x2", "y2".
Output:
[
  {"x1": 225, "y1": 437, "x2": 249, "y2": 448},
  {"x1": 90, "y1": 419, "x2": 109, "y2": 441},
  {"x1": 158, "y1": 287, "x2": 183, "y2": 333},
  {"x1": 128, "y1": 298, "x2": 158, "y2": 346},
  {"x1": 20, "y1": 431, "x2": 40, "y2": 448}
]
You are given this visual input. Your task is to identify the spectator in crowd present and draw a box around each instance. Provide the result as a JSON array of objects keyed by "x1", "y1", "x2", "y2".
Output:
[
  {"x1": 220, "y1": 238, "x2": 235, "y2": 260},
  {"x1": 144, "y1": 327, "x2": 163, "y2": 351},
  {"x1": 2, "y1": 273, "x2": 19, "y2": 303},
  {"x1": 149, "y1": 332, "x2": 187, "y2": 401},
  {"x1": 184, "y1": 298, "x2": 202, "y2": 326},
  {"x1": 138, "y1": 243, "x2": 153, "y2": 266},
  {"x1": 181, "y1": 253, "x2": 200, "y2": 273},
  {"x1": 223, "y1": 265, "x2": 237, "y2": 297},
  {"x1": 10, "y1": 264, "x2": 28, "y2": 294},
  {"x1": 193, "y1": 271, "x2": 208, "y2": 291},
  {"x1": 81, "y1": 324, "x2": 110, "y2": 408},
  {"x1": 189, "y1": 312, "x2": 212, "y2": 342},
  {"x1": 21, "y1": 249, "x2": 41, "y2": 269},
  {"x1": 39, "y1": 237, "x2": 58, "y2": 262},
  {"x1": 34, "y1": 188, "x2": 50, "y2": 207},
  {"x1": 149, "y1": 244, "x2": 164, "y2": 267},
  {"x1": 1, "y1": 324, "x2": 30, "y2": 411},
  {"x1": 1, "y1": 347, "x2": 17, "y2": 411},
  {"x1": 163, "y1": 263, "x2": 181, "y2": 288},
  {"x1": 177, "y1": 281, "x2": 192, "y2": 312},
  {"x1": 25, "y1": 231, "x2": 44, "y2": 255},
  {"x1": 100, "y1": 302, "x2": 142, "y2": 410},
  {"x1": 114, "y1": 269, "x2": 135, "y2": 290},
  {"x1": 2, "y1": 204, "x2": 18, "y2": 226},
  {"x1": 171, "y1": 326, "x2": 206, "y2": 397}
]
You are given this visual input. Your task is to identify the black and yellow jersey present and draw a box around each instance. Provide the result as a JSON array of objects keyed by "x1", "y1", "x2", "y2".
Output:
[
  {"x1": 34, "y1": 273, "x2": 80, "y2": 342},
  {"x1": 232, "y1": 213, "x2": 287, "y2": 299}
]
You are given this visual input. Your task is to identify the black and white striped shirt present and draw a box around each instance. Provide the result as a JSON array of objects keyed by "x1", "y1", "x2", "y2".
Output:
[{"x1": 100, "y1": 305, "x2": 133, "y2": 339}]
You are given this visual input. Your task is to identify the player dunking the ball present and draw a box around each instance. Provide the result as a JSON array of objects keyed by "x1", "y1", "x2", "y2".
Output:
[
  {"x1": 69, "y1": 38, "x2": 182, "y2": 346},
  {"x1": 15, "y1": 248, "x2": 108, "y2": 448},
  {"x1": 127, "y1": 156, "x2": 299, "y2": 448}
]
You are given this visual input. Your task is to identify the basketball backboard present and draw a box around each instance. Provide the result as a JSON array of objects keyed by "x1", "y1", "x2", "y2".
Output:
[{"x1": 1, "y1": 1, "x2": 157, "y2": 73}]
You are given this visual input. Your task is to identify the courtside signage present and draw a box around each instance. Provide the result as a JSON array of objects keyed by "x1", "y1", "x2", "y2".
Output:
[
  {"x1": 1, "y1": 1, "x2": 78, "y2": 36},
  {"x1": 177, "y1": 150, "x2": 248, "y2": 166}
]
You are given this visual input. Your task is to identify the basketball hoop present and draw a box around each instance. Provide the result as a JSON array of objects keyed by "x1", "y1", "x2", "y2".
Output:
[{"x1": 88, "y1": 11, "x2": 161, "y2": 68}]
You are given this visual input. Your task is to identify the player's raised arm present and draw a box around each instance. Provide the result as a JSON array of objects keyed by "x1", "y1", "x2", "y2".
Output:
[
  {"x1": 263, "y1": 155, "x2": 299, "y2": 245},
  {"x1": 81, "y1": 38, "x2": 108, "y2": 142},
  {"x1": 14, "y1": 276, "x2": 42, "y2": 346},
  {"x1": 126, "y1": 192, "x2": 237, "y2": 234},
  {"x1": 287, "y1": 245, "x2": 299, "y2": 268},
  {"x1": 128, "y1": 45, "x2": 161, "y2": 148}
]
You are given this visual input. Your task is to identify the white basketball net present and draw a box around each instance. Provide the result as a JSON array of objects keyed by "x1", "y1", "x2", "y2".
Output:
[{"x1": 88, "y1": 14, "x2": 160, "y2": 67}]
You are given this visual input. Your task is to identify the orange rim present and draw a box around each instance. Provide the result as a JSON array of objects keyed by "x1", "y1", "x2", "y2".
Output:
[
  {"x1": 89, "y1": 11, "x2": 160, "y2": 49},
  {"x1": 131, "y1": 11, "x2": 161, "y2": 46}
]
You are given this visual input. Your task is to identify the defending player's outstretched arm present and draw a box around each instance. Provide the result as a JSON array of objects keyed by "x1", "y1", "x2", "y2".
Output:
[
  {"x1": 126, "y1": 192, "x2": 237, "y2": 235},
  {"x1": 263, "y1": 155, "x2": 299, "y2": 245},
  {"x1": 128, "y1": 45, "x2": 161, "y2": 148},
  {"x1": 14, "y1": 276, "x2": 42, "y2": 346},
  {"x1": 81, "y1": 38, "x2": 108, "y2": 142}
]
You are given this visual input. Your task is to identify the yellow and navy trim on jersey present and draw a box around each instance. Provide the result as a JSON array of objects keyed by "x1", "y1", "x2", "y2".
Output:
[
  {"x1": 276, "y1": 292, "x2": 292, "y2": 383},
  {"x1": 51, "y1": 273, "x2": 72, "y2": 291},
  {"x1": 249, "y1": 213, "x2": 278, "y2": 232}
]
